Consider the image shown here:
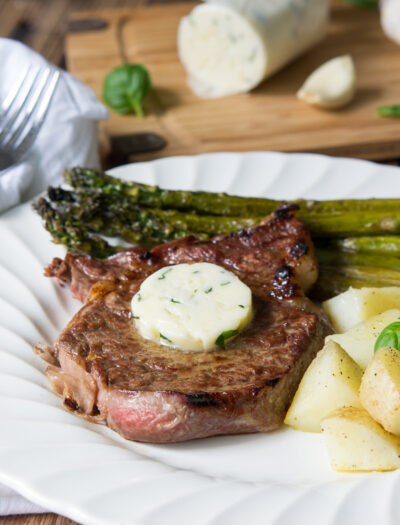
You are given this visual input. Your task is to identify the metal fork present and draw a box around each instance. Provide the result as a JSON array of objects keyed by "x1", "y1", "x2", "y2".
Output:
[{"x1": 0, "y1": 65, "x2": 60, "y2": 172}]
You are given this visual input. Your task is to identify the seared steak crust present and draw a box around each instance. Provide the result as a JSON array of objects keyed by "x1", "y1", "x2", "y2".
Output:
[
  {"x1": 50, "y1": 282, "x2": 329, "y2": 442},
  {"x1": 45, "y1": 204, "x2": 317, "y2": 303},
  {"x1": 40, "y1": 205, "x2": 331, "y2": 443}
]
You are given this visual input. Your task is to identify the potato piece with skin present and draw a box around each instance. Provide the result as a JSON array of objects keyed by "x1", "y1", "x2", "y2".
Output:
[
  {"x1": 326, "y1": 309, "x2": 400, "y2": 370},
  {"x1": 321, "y1": 407, "x2": 400, "y2": 472},
  {"x1": 284, "y1": 340, "x2": 362, "y2": 433},
  {"x1": 360, "y1": 346, "x2": 400, "y2": 435},
  {"x1": 323, "y1": 287, "x2": 400, "y2": 333}
]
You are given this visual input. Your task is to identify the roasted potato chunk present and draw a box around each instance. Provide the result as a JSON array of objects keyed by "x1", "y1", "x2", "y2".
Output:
[
  {"x1": 321, "y1": 406, "x2": 400, "y2": 472},
  {"x1": 360, "y1": 346, "x2": 400, "y2": 435},
  {"x1": 323, "y1": 287, "x2": 400, "y2": 333},
  {"x1": 327, "y1": 309, "x2": 400, "y2": 369},
  {"x1": 285, "y1": 340, "x2": 362, "y2": 432}
]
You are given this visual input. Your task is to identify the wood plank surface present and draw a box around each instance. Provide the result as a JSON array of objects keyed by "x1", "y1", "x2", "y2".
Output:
[
  {"x1": 0, "y1": 515, "x2": 78, "y2": 525},
  {"x1": 66, "y1": 1, "x2": 400, "y2": 162}
]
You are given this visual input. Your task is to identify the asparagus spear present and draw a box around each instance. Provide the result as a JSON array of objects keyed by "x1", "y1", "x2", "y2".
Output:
[
  {"x1": 50, "y1": 184, "x2": 400, "y2": 239},
  {"x1": 323, "y1": 236, "x2": 400, "y2": 256},
  {"x1": 316, "y1": 248, "x2": 400, "y2": 271},
  {"x1": 32, "y1": 197, "x2": 120, "y2": 258},
  {"x1": 49, "y1": 187, "x2": 400, "y2": 257},
  {"x1": 47, "y1": 188, "x2": 196, "y2": 245},
  {"x1": 312, "y1": 265, "x2": 400, "y2": 300},
  {"x1": 64, "y1": 167, "x2": 277, "y2": 217},
  {"x1": 300, "y1": 211, "x2": 400, "y2": 237},
  {"x1": 64, "y1": 167, "x2": 400, "y2": 218},
  {"x1": 46, "y1": 187, "x2": 250, "y2": 244}
]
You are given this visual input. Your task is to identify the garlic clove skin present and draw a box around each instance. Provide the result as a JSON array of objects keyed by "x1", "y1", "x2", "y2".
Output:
[
  {"x1": 381, "y1": 0, "x2": 400, "y2": 46},
  {"x1": 297, "y1": 55, "x2": 356, "y2": 109}
]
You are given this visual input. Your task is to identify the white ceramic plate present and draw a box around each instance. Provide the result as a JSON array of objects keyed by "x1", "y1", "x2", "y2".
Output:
[{"x1": 2, "y1": 152, "x2": 400, "y2": 525}]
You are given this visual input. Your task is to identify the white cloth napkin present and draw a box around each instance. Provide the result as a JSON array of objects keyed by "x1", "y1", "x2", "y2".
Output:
[
  {"x1": 0, "y1": 38, "x2": 108, "y2": 213},
  {"x1": 0, "y1": 38, "x2": 108, "y2": 515},
  {"x1": 0, "y1": 486, "x2": 46, "y2": 515}
]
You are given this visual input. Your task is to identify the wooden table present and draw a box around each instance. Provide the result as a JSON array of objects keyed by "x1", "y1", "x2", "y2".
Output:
[{"x1": 0, "y1": 0, "x2": 190, "y2": 68}]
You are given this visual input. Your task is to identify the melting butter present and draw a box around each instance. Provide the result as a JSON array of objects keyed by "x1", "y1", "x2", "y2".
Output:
[{"x1": 131, "y1": 262, "x2": 252, "y2": 352}]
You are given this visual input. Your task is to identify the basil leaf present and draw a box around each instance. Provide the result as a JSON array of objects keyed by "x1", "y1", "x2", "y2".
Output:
[
  {"x1": 374, "y1": 321, "x2": 400, "y2": 352},
  {"x1": 102, "y1": 64, "x2": 151, "y2": 117},
  {"x1": 377, "y1": 105, "x2": 400, "y2": 118},
  {"x1": 340, "y1": 0, "x2": 378, "y2": 7},
  {"x1": 215, "y1": 329, "x2": 239, "y2": 348}
]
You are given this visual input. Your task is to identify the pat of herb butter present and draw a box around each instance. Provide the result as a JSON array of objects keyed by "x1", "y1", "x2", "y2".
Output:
[{"x1": 131, "y1": 262, "x2": 252, "y2": 352}]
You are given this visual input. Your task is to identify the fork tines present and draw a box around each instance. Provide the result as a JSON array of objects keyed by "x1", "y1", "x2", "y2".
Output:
[{"x1": 0, "y1": 65, "x2": 60, "y2": 165}]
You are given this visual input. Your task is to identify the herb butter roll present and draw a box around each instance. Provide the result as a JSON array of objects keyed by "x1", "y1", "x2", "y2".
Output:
[{"x1": 178, "y1": 0, "x2": 330, "y2": 98}]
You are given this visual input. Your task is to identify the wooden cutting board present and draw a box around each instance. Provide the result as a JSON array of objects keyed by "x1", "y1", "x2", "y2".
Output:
[{"x1": 66, "y1": 1, "x2": 400, "y2": 162}]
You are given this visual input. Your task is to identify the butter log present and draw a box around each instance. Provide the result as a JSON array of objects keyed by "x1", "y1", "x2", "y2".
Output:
[{"x1": 178, "y1": 0, "x2": 330, "y2": 98}]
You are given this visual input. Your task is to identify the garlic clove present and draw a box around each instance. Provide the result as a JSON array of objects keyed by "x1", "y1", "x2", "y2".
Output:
[
  {"x1": 381, "y1": 0, "x2": 400, "y2": 46},
  {"x1": 297, "y1": 55, "x2": 356, "y2": 109}
]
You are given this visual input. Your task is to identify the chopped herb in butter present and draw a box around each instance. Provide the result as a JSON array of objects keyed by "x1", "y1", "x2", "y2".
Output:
[
  {"x1": 160, "y1": 333, "x2": 173, "y2": 344},
  {"x1": 215, "y1": 329, "x2": 239, "y2": 348},
  {"x1": 158, "y1": 268, "x2": 173, "y2": 280},
  {"x1": 131, "y1": 262, "x2": 252, "y2": 352}
]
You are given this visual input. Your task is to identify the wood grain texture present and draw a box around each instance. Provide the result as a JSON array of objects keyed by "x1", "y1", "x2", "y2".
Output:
[
  {"x1": 0, "y1": 514, "x2": 78, "y2": 525},
  {"x1": 65, "y1": 1, "x2": 400, "y2": 162},
  {"x1": 0, "y1": 0, "x2": 192, "y2": 66}
]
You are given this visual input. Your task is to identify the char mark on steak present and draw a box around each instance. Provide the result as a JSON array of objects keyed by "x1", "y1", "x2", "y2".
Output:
[{"x1": 45, "y1": 204, "x2": 318, "y2": 303}]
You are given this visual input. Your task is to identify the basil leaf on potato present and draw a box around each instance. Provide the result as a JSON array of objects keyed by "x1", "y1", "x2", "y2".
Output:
[{"x1": 374, "y1": 321, "x2": 400, "y2": 352}]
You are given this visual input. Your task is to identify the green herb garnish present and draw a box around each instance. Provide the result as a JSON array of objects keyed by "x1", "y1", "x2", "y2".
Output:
[
  {"x1": 132, "y1": 315, "x2": 140, "y2": 319},
  {"x1": 205, "y1": 287, "x2": 213, "y2": 294},
  {"x1": 137, "y1": 294, "x2": 142, "y2": 302},
  {"x1": 160, "y1": 333, "x2": 173, "y2": 344},
  {"x1": 102, "y1": 64, "x2": 151, "y2": 117},
  {"x1": 238, "y1": 304, "x2": 245, "y2": 309},
  {"x1": 340, "y1": 0, "x2": 378, "y2": 8},
  {"x1": 192, "y1": 270, "x2": 200, "y2": 274},
  {"x1": 220, "y1": 281, "x2": 231, "y2": 286},
  {"x1": 170, "y1": 298, "x2": 181, "y2": 304},
  {"x1": 215, "y1": 329, "x2": 239, "y2": 348},
  {"x1": 374, "y1": 321, "x2": 400, "y2": 352},
  {"x1": 377, "y1": 105, "x2": 400, "y2": 118},
  {"x1": 158, "y1": 268, "x2": 173, "y2": 280}
]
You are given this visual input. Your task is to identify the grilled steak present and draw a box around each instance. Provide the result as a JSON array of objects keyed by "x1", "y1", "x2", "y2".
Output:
[
  {"x1": 45, "y1": 204, "x2": 318, "y2": 303},
  {"x1": 38, "y1": 205, "x2": 331, "y2": 443}
]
